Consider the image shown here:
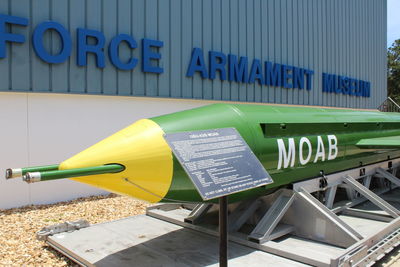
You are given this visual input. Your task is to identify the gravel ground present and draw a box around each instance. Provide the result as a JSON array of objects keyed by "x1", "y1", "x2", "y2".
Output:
[
  {"x1": 0, "y1": 194, "x2": 399, "y2": 266},
  {"x1": 0, "y1": 194, "x2": 149, "y2": 266}
]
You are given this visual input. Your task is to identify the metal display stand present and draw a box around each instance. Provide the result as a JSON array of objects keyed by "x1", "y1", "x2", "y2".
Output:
[
  {"x1": 219, "y1": 196, "x2": 228, "y2": 267},
  {"x1": 147, "y1": 159, "x2": 400, "y2": 267},
  {"x1": 39, "y1": 158, "x2": 400, "y2": 267}
]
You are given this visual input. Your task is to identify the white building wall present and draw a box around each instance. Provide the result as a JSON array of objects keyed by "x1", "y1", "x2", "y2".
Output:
[{"x1": 0, "y1": 92, "x2": 212, "y2": 209}]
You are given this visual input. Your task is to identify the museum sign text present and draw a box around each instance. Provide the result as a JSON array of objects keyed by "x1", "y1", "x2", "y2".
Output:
[{"x1": 0, "y1": 13, "x2": 370, "y2": 97}]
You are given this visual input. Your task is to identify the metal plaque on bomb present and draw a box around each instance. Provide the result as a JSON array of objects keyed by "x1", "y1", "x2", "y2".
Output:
[{"x1": 164, "y1": 128, "x2": 273, "y2": 200}]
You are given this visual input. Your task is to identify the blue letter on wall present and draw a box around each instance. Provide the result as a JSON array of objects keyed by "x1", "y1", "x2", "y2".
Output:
[
  {"x1": 228, "y1": 55, "x2": 248, "y2": 83},
  {"x1": 186, "y1": 48, "x2": 208, "y2": 78},
  {"x1": 77, "y1": 28, "x2": 105, "y2": 68},
  {"x1": 364, "y1": 82, "x2": 370, "y2": 97},
  {"x1": 0, "y1": 14, "x2": 28, "y2": 58},
  {"x1": 108, "y1": 34, "x2": 138, "y2": 70},
  {"x1": 249, "y1": 59, "x2": 264, "y2": 85},
  {"x1": 322, "y1": 73, "x2": 334, "y2": 93},
  {"x1": 282, "y1": 65, "x2": 293, "y2": 88},
  {"x1": 32, "y1": 21, "x2": 71, "y2": 64},
  {"x1": 142, "y1": 38, "x2": 163, "y2": 73},
  {"x1": 209, "y1": 51, "x2": 227, "y2": 80},
  {"x1": 265, "y1": 62, "x2": 282, "y2": 87},
  {"x1": 341, "y1": 77, "x2": 350, "y2": 94},
  {"x1": 293, "y1": 67, "x2": 305, "y2": 89},
  {"x1": 304, "y1": 69, "x2": 314, "y2": 90}
]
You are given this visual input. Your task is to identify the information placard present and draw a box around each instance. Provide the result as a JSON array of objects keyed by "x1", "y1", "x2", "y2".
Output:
[{"x1": 164, "y1": 128, "x2": 273, "y2": 200}]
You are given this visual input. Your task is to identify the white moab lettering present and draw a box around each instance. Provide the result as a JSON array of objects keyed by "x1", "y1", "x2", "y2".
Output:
[
  {"x1": 327, "y1": 135, "x2": 338, "y2": 160},
  {"x1": 313, "y1": 136, "x2": 325, "y2": 163},
  {"x1": 277, "y1": 134, "x2": 339, "y2": 169},
  {"x1": 299, "y1": 137, "x2": 312, "y2": 165},
  {"x1": 277, "y1": 138, "x2": 296, "y2": 170}
]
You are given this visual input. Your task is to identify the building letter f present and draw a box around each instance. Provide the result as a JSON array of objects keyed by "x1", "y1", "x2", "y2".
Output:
[{"x1": 0, "y1": 14, "x2": 28, "y2": 58}]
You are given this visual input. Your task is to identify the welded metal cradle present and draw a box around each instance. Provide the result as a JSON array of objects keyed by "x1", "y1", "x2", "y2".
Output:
[
  {"x1": 147, "y1": 159, "x2": 400, "y2": 267},
  {"x1": 42, "y1": 159, "x2": 400, "y2": 267}
]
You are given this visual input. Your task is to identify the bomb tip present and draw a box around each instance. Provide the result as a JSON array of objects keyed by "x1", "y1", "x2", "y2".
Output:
[
  {"x1": 5, "y1": 168, "x2": 22, "y2": 179},
  {"x1": 23, "y1": 172, "x2": 41, "y2": 183},
  {"x1": 5, "y1": 169, "x2": 12, "y2": 179}
]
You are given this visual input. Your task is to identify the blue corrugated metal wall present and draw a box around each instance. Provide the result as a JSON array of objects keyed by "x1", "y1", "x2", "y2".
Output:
[{"x1": 0, "y1": 0, "x2": 387, "y2": 108}]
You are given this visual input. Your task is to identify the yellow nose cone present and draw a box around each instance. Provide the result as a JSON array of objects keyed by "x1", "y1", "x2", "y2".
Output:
[{"x1": 59, "y1": 119, "x2": 173, "y2": 203}]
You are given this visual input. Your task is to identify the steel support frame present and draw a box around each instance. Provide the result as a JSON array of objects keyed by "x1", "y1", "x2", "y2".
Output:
[
  {"x1": 293, "y1": 159, "x2": 400, "y2": 216},
  {"x1": 246, "y1": 187, "x2": 363, "y2": 247},
  {"x1": 248, "y1": 190, "x2": 295, "y2": 243},
  {"x1": 342, "y1": 175, "x2": 399, "y2": 218},
  {"x1": 146, "y1": 159, "x2": 400, "y2": 267},
  {"x1": 248, "y1": 161, "x2": 400, "y2": 266}
]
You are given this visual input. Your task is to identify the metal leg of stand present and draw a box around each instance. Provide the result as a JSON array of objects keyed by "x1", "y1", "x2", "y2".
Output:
[
  {"x1": 228, "y1": 198, "x2": 260, "y2": 232},
  {"x1": 345, "y1": 185, "x2": 357, "y2": 200},
  {"x1": 294, "y1": 188, "x2": 363, "y2": 246},
  {"x1": 219, "y1": 196, "x2": 228, "y2": 267},
  {"x1": 248, "y1": 190, "x2": 295, "y2": 243},
  {"x1": 341, "y1": 208, "x2": 393, "y2": 222},
  {"x1": 325, "y1": 185, "x2": 337, "y2": 209},
  {"x1": 364, "y1": 175, "x2": 372, "y2": 189},
  {"x1": 184, "y1": 203, "x2": 213, "y2": 224},
  {"x1": 343, "y1": 175, "x2": 400, "y2": 218},
  {"x1": 248, "y1": 188, "x2": 362, "y2": 247},
  {"x1": 376, "y1": 168, "x2": 400, "y2": 187}
]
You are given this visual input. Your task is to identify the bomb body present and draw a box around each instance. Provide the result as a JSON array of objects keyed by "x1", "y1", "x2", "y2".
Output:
[{"x1": 8, "y1": 103, "x2": 400, "y2": 203}]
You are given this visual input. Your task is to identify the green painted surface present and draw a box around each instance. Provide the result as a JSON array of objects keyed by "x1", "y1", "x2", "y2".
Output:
[
  {"x1": 151, "y1": 103, "x2": 400, "y2": 202},
  {"x1": 356, "y1": 136, "x2": 400, "y2": 149},
  {"x1": 22, "y1": 164, "x2": 59, "y2": 175},
  {"x1": 36, "y1": 164, "x2": 124, "y2": 181}
]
